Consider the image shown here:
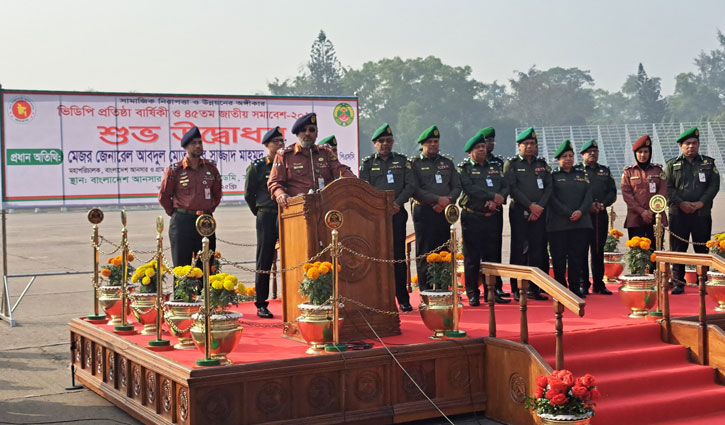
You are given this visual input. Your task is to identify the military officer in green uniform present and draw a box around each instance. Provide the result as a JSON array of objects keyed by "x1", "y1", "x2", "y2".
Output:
[
  {"x1": 665, "y1": 127, "x2": 720, "y2": 294},
  {"x1": 458, "y1": 130, "x2": 510, "y2": 305},
  {"x1": 244, "y1": 126, "x2": 285, "y2": 318},
  {"x1": 504, "y1": 127, "x2": 551, "y2": 301},
  {"x1": 578, "y1": 139, "x2": 616, "y2": 295},
  {"x1": 360, "y1": 124, "x2": 417, "y2": 311},
  {"x1": 317, "y1": 135, "x2": 338, "y2": 155},
  {"x1": 547, "y1": 140, "x2": 592, "y2": 298},
  {"x1": 410, "y1": 125, "x2": 461, "y2": 291}
]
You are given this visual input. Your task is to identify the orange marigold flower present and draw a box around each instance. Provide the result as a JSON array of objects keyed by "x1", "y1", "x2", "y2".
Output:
[
  {"x1": 101, "y1": 268, "x2": 112, "y2": 277},
  {"x1": 650, "y1": 253, "x2": 657, "y2": 263},
  {"x1": 439, "y1": 250, "x2": 450, "y2": 257},
  {"x1": 210, "y1": 265, "x2": 216, "y2": 273},
  {"x1": 112, "y1": 258, "x2": 122, "y2": 267},
  {"x1": 456, "y1": 253, "x2": 464, "y2": 260},
  {"x1": 336, "y1": 264, "x2": 342, "y2": 272},
  {"x1": 126, "y1": 253, "x2": 134, "y2": 262},
  {"x1": 639, "y1": 241, "x2": 651, "y2": 250},
  {"x1": 631, "y1": 236, "x2": 641, "y2": 244},
  {"x1": 306, "y1": 267, "x2": 320, "y2": 280},
  {"x1": 215, "y1": 251, "x2": 221, "y2": 258},
  {"x1": 106, "y1": 257, "x2": 113, "y2": 264},
  {"x1": 719, "y1": 240, "x2": 725, "y2": 250},
  {"x1": 303, "y1": 263, "x2": 313, "y2": 271},
  {"x1": 318, "y1": 265, "x2": 330, "y2": 274},
  {"x1": 313, "y1": 261, "x2": 322, "y2": 267},
  {"x1": 411, "y1": 274, "x2": 418, "y2": 283},
  {"x1": 321, "y1": 261, "x2": 333, "y2": 269},
  {"x1": 427, "y1": 253, "x2": 441, "y2": 263}
]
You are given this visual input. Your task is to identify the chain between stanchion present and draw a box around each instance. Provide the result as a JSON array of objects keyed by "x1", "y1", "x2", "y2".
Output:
[
  {"x1": 338, "y1": 296, "x2": 418, "y2": 316},
  {"x1": 666, "y1": 228, "x2": 710, "y2": 246},
  {"x1": 216, "y1": 237, "x2": 257, "y2": 247},
  {"x1": 220, "y1": 244, "x2": 334, "y2": 275},
  {"x1": 340, "y1": 240, "x2": 454, "y2": 264}
]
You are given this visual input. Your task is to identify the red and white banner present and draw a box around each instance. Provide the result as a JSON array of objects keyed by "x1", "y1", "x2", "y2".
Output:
[{"x1": 1, "y1": 90, "x2": 359, "y2": 208}]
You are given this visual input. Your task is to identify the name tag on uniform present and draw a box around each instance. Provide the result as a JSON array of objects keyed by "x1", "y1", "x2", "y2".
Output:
[
  {"x1": 649, "y1": 182, "x2": 656, "y2": 193},
  {"x1": 435, "y1": 173, "x2": 443, "y2": 184},
  {"x1": 204, "y1": 187, "x2": 211, "y2": 199},
  {"x1": 387, "y1": 172, "x2": 395, "y2": 184},
  {"x1": 699, "y1": 172, "x2": 706, "y2": 182},
  {"x1": 537, "y1": 178, "x2": 543, "y2": 189},
  {"x1": 486, "y1": 178, "x2": 493, "y2": 187},
  {"x1": 318, "y1": 177, "x2": 326, "y2": 189}
]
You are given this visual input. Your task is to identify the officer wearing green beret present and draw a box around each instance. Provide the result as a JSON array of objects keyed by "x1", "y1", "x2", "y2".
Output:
[
  {"x1": 458, "y1": 130, "x2": 510, "y2": 305},
  {"x1": 578, "y1": 139, "x2": 616, "y2": 295},
  {"x1": 410, "y1": 125, "x2": 461, "y2": 291},
  {"x1": 665, "y1": 127, "x2": 720, "y2": 294},
  {"x1": 504, "y1": 127, "x2": 551, "y2": 301},
  {"x1": 360, "y1": 124, "x2": 417, "y2": 311},
  {"x1": 546, "y1": 140, "x2": 592, "y2": 298},
  {"x1": 317, "y1": 135, "x2": 338, "y2": 155},
  {"x1": 244, "y1": 127, "x2": 286, "y2": 318}
]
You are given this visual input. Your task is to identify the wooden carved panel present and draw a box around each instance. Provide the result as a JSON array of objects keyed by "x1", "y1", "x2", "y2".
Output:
[
  {"x1": 246, "y1": 378, "x2": 291, "y2": 423},
  {"x1": 346, "y1": 367, "x2": 385, "y2": 410},
  {"x1": 131, "y1": 363, "x2": 142, "y2": 402},
  {"x1": 95, "y1": 345, "x2": 104, "y2": 377},
  {"x1": 107, "y1": 352, "x2": 115, "y2": 387},
  {"x1": 177, "y1": 386, "x2": 190, "y2": 424},
  {"x1": 398, "y1": 360, "x2": 435, "y2": 403},
  {"x1": 146, "y1": 370, "x2": 156, "y2": 408}
]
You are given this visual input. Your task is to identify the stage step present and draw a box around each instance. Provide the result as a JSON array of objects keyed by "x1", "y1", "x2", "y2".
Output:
[{"x1": 530, "y1": 322, "x2": 725, "y2": 425}]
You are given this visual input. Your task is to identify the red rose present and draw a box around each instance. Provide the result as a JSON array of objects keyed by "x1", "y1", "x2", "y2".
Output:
[
  {"x1": 536, "y1": 375, "x2": 549, "y2": 388},
  {"x1": 590, "y1": 388, "x2": 601, "y2": 400},
  {"x1": 550, "y1": 393, "x2": 568, "y2": 406},
  {"x1": 545, "y1": 389, "x2": 561, "y2": 399},
  {"x1": 554, "y1": 370, "x2": 575, "y2": 386},
  {"x1": 549, "y1": 378, "x2": 569, "y2": 394},
  {"x1": 580, "y1": 374, "x2": 596, "y2": 387},
  {"x1": 534, "y1": 387, "x2": 544, "y2": 398},
  {"x1": 572, "y1": 385, "x2": 589, "y2": 399}
]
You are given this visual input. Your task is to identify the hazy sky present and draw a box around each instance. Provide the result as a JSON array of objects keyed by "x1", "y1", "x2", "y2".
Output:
[{"x1": 2, "y1": 0, "x2": 723, "y2": 98}]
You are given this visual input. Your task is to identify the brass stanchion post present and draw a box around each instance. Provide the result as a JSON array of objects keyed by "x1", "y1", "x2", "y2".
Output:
[
  {"x1": 649, "y1": 195, "x2": 667, "y2": 319},
  {"x1": 444, "y1": 205, "x2": 466, "y2": 338},
  {"x1": 324, "y1": 210, "x2": 347, "y2": 353},
  {"x1": 149, "y1": 217, "x2": 171, "y2": 349},
  {"x1": 195, "y1": 214, "x2": 220, "y2": 366},
  {"x1": 114, "y1": 211, "x2": 134, "y2": 333},
  {"x1": 86, "y1": 209, "x2": 106, "y2": 322}
]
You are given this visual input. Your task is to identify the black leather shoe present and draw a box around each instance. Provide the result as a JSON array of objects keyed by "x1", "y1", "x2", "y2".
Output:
[
  {"x1": 257, "y1": 307, "x2": 274, "y2": 318},
  {"x1": 671, "y1": 285, "x2": 685, "y2": 295},
  {"x1": 513, "y1": 292, "x2": 520, "y2": 302},
  {"x1": 527, "y1": 292, "x2": 549, "y2": 301},
  {"x1": 495, "y1": 295, "x2": 511, "y2": 304},
  {"x1": 594, "y1": 287, "x2": 613, "y2": 295},
  {"x1": 469, "y1": 297, "x2": 480, "y2": 307},
  {"x1": 496, "y1": 289, "x2": 511, "y2": 298},
  {"x1": 400, "y1": 303, "x2": 413, "y2": 312},
  {"x1": 572, "y1": 290, "x2": 586, "y2": 298}
]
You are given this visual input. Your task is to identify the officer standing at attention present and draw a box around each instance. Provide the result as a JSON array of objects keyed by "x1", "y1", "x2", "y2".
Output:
[
  {"x1": 359, "y1": 124, "x2": 417, "y2": 312},
  {"x1": 244, "y1": 127, "x2": 285, "y2": 318},
  {"x1": 458, "y1": 129, "x2": 510, "y2": 305},
  {"x1": 504, "y1": 127, "x2": 551, "y2": 301},
  {"x1": 268, "y1": 113, "x2": 355, "y2": 206},
  {"x1": 547, "y1": 140, "x2": 592, "y2": 298},
  {"x1": 158, "y1": 126, "x2": 223, "y2": 267},
  {"x1": 410, "y1": 125, "x2": 461, "y2": 291},
  {"x1": 665, "y1": 127, "x2": 720, "y2": 294},
  {"x1": 621, "y1": 135, "x2": 668, "y2": 242},
  {"x1": 317, "y1": 135, "x2": 338, "y2": 155},
  {"x1": 579, "y1": 139, "x2": 616, "y2": 295}
]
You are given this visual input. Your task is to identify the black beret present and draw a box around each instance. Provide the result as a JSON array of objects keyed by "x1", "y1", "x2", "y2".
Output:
[
  {"x1": 291, "y1": 112, "x2": 317, "y2": 135},
  {"x1": 262, "y1": 127, "x2": 283, "y2": 144},
  {"x1": 180, "y1": 126, "x2": 201, "y2": 148}
]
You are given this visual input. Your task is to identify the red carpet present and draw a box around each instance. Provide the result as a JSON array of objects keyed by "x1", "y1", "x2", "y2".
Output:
[{"x1": 92, "y1": 282, "x2": 725, "y2": 424}]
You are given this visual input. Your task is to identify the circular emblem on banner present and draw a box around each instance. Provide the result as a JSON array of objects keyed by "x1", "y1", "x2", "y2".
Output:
[
  {"x1": 333, "y1": 103, "x2": 354, "y2": 127},
  {"x1": 649, "y1": 194, "x2": 666, "y2": 213},
  {"x1": 8, "y1": 97, "x2": 35, "y2": 123}
]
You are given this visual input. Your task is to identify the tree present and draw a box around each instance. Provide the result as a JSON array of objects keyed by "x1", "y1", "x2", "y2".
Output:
[
  {"x1": 268, "y1": 30, "x2": 344, "y2": 96},
  {"x1": 507, "y1": 66, "x2": 595, "y2": 126},
  {"x1": 622, "y1": 63, "x2": 666, "y2": 123},
  {"x1": 590, "y1": 89, "x2": 638, "y2": 124}
]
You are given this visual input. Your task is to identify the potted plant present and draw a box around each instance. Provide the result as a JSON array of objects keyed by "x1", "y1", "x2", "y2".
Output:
[
  {"x1": 129, "y1": 260, "x2": 170, "y2": 335},
  {"x1": 190, "y1": 272, "x2": 243, "y2": 365},
  {"x1": 98, "y1": 253, "x2": 136, "y2": 325},
  {"x1": 526, "y1": 369, "x2": 598, "y2": 424},
  {"x1": 705, "y1": 233, "x2": 725, "y2": 311},
  {"x1": 296, "y1": 261, "x2": 344, "y2": 354},
  {"x1": 619, "y1": 236, "x2": 656, "y2": 318},
  {"x1": 603, "y1": 229, "x2": 625, "y2": 284},
  {"x1": 164, "y1": 265, "x2": 204, "y2": 349},
  {"x1": 418, "y1": 251, "x2": 464, "y2": 339}
]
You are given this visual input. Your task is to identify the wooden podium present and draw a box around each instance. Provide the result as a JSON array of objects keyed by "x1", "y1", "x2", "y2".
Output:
[{"x1": 279, "y1": 178, "x2": 402, "y2": 341}]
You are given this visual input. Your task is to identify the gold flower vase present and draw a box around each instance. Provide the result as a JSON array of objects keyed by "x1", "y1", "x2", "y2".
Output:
[
  {"x1": 164, "y1": 301, "x2": 203, "y2": 349},
  {"x1": 618, "y1": 274, "x2": 656, "y2": 318},
  {"x1": 706, "y1": 271, "x2": 725, "y2": 312},
  {"x1": 538, "y1": 413, "x2": 592, "y2": 425},
  {"x1": 419, "y1": 290, "x2": 463, "y2": 340},
  {"x1": 130, "y1": 291, "x2": 171, "y2": 335},
  {"x1": 603, "y1": 252, "x2": 625, "y2": 284},
  {"x1": 296, "y1": 304, "x2": 344, "y2": 355},
  {"x1": 190, "y1": 311, "x2": 243, "y2": 365},
  {"x1": 98, "y1": 284, "x2": 138, "y2": 326}
]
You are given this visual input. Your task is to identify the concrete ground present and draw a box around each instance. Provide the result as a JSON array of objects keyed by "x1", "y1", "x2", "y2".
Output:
[{"x1": 1, "y1": 196, "x2": 723, "y2": 425}]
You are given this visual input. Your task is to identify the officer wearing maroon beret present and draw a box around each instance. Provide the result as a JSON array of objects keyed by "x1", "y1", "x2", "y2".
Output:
[
  {"x1": 620, "y1": 135, "x2": 667, "y2": 243},
  {"x1": 268, "y1": 113, "x2": 355, "y2": 206},
  {"x1": 158, "y1": 126, "x2": 223, "y2": 268}
]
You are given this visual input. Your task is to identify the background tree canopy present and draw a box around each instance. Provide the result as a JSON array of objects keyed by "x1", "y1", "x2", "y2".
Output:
[{"x1": 269, "y1": 29, "x2": 725, "y2": 162}]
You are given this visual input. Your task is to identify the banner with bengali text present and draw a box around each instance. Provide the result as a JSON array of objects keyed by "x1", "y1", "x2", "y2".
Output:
[{"x1": 0, "y1": 90, "x2": 359, "y2": 208}]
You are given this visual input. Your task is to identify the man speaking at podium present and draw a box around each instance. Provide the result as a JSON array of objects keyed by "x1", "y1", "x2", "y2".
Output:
[{"x1": 268, "y1": 112, "x2": 355, "y2": 207}]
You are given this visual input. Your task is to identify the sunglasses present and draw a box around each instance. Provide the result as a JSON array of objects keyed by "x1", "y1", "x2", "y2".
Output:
[{"x1": 300, "y1": 126, "x2": 317, "y2": 133}]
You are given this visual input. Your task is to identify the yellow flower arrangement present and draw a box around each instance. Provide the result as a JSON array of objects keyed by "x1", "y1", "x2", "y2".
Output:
[
  {"x1": 130, "y1": 260, "x2": 169, "y2": 293},
  {"x1": 172, "y1": 265, "x2": 204, "y2": 302},
  {"x1": 706, "y1": 232, "x2": 725, "y2": 258},
  {"x1": 624, "y1": 236, "x2": 654, "y2": 275},
  {"x1": 199, "y1": 272, "x2": 242, "y2": 310},
  {"x1": 299, "y1": 261, "x2": 340, "y2": 305},
  {"x1": 426, "y1": 250, "x2": 459, "y2": 291}
]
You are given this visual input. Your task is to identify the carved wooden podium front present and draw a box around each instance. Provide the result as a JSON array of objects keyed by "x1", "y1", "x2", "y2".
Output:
[{"x1": 279, "y1": 178, "x2": 402, "y2": 341}]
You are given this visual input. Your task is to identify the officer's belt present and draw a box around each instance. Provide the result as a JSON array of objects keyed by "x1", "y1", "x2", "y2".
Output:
[
  {"x1": 174, "y1": 208, "x2": 211, "y2": 216},
  {"x1": 258, "y1": 206, "x2": 278, "y2": 214},
  {"x1": 462, "y1": 206, "x2": 497, "y2": 217}
]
